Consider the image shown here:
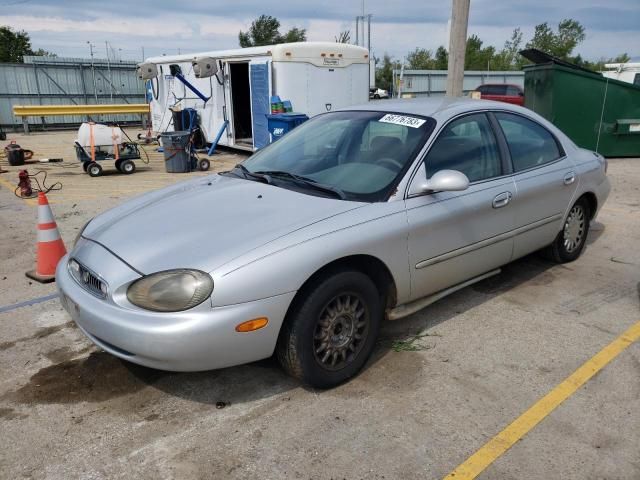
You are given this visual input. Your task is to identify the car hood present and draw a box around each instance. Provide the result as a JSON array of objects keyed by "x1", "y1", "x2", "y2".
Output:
[{"x1": 83, "y1": 174, "x2": 365, "y2": 274}]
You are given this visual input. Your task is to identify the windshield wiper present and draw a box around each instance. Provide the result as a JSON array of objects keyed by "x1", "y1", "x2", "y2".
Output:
[
  {"x1": 254, "y1": 170, "x2": 346, "y2": 200},
  {"x1": 228, "y1": 164, "x2": 271, "y2": 184}
]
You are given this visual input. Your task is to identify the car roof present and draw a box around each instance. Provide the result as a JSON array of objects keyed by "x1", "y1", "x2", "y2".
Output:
[
  {"x1": 477, "y1": 83, "x2": 522, "y2": 88},
  {"x1": 339, "y1": 97, "x2": 526, "y2": 119}
]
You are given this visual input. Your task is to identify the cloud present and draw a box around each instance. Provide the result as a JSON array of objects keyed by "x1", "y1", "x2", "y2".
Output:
[{"x1": 0, "y1": 0, "x2": 637, "y2": 61}]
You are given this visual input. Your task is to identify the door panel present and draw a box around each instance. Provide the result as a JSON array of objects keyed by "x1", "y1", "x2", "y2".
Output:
[
  {"x1": 494, "y1": 112, "x2": 578, "y2": 259},
  {"x1": 510, "y1": 159, "x2": 578, "y2": 258},
  {"x1": 250, "y1": 62, "x2": 270, "y2": 149},
  {"x1": 406, "y1": 177, "x2": 516, "y2": 300}
]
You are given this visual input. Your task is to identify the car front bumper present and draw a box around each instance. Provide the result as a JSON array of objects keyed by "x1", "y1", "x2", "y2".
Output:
[{"x1": 56, "y1": 249, "x2": 295, "y2": 372}]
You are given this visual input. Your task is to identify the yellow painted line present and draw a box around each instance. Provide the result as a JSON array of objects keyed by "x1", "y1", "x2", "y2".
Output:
[
  {"x1": 445, "y1": 320, "x2": 640, "y2": 480},
  {"x1": 0, "y1": 175, "x2": 38, "y2": 206}
]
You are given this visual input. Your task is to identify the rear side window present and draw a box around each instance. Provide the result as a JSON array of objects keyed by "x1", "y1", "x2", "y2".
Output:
[
  {"x1": 425, "y1": 113, "x2": 502, "y2": 183},
  {"x1": 506, "y1": 86, "x2": 522, "y2": 96},
  {"x1": 495, "y1": 113, "x2": 562, "y2": 172},
  {"x1": 634, "y1": 73, "x2": 640, "y2": 86}
]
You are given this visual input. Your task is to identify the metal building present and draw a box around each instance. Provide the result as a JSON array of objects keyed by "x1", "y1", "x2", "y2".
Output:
[
  {"x1": 391, "y1": 69, "x2": 524, "y2": 97},
  {"x1": 0, "y1": 56, "x2": 145, "y2": 130}
]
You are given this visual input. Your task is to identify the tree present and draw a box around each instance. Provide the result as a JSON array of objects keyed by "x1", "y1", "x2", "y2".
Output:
[
  {"x1": 434, "y1": 46, "x2": 448, "y2": 70},
  {"x1": 0, "y1": 26, "x2": 33, "y2": 63},
  {"x1": 375, "y1": 53, "x2": 394, "y2": 91},
  {"x1": 407, "y1": 48, "x2": 435, "y2": 70},
  {"x1": 465, "y1": 34, "x2": 495, "y2": 70},
  {"x1": 31, "y1": 48, "x2": 56, "y2": 58},
  {"x1": 238, "y1": 15, "x2": 306, "y2": 47},
  {"x1": 526, "y1": 19, "x2": 585, "y2": 60},
  {"x1": 493, "y1": 28, "x2": 524, "y2": 70},
  {"x1": 280, "y1": 27, "x2": 307, "y2": 44},
  {"x1": 335, "y1": 30, "x2": 351, "y2": 43}
]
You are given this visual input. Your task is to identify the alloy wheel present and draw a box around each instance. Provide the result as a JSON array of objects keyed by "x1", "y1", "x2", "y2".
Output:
[
  {"x1": 313, "y1": 293, "x2": 369, "y2": 371},
  {"x1": 563, "y1": 204, "x2": 586, "y2": 253}
]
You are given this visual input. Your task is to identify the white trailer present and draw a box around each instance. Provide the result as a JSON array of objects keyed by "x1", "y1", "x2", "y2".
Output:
[
  {"x1": 142, "y1": 42, "x2": 370, "y2": 151},
  {"x1": 601, "y1": 63, "x2": 640, "y2": 86}
]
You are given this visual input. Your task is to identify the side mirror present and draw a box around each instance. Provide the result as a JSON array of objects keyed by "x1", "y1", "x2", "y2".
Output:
[{"x1": 409, "y1": 169, "x2": 469, "y2": 196}]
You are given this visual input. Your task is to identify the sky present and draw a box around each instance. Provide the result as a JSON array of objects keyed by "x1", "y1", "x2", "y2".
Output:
[{"x1": 0, "y1": 0, "x2": 638, "y2": 63}]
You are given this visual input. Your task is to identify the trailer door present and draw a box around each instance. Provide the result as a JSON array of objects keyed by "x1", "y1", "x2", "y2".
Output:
[{"x1": 250, "y1": 62, "x2": 270, "y2": 149}]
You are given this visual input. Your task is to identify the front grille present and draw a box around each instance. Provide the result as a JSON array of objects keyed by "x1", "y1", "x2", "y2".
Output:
[{"x1": 68, "y1": 258, "x2": 107, "y2": 298}]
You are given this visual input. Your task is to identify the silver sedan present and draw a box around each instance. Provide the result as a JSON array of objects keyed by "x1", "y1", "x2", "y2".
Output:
[{"x1": 57, "y1": 98, "x2": 610, "y2": 388}]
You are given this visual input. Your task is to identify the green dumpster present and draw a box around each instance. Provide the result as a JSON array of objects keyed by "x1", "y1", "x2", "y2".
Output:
[{"x1": 522, "y1": 49, "x2": 640, "y2": 157}]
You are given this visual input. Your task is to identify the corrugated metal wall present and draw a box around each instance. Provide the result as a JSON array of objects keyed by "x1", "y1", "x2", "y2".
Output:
[
  {"x1": 392, "y1": 70, "x2": 525, "y2": 97},
  {"x1": 0, "y1": 56, "x2": 146, "y2": 129}
]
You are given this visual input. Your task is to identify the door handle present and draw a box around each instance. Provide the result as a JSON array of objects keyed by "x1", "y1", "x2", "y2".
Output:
[
  {"x1": 492, "y1": 191, "x2": 512, "y2": 209},
  {"x1": 563, "y1": 172, "x2": 576, "y2": 185}
]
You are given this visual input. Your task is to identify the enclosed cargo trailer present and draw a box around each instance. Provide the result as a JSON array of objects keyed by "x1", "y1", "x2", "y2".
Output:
[{"x1": 142, "y1": 42, "x2": 370, "y2": 151}]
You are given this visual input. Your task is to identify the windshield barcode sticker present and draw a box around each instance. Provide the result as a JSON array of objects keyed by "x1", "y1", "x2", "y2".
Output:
[{"x1": 379, "y1": 114, "x2": 426, "y2": 128}]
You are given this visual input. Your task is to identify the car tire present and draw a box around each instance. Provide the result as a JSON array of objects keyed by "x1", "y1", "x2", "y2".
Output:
[
  {"x1": 115, "y1": 159, "x2": 123, "y2": 172},
  {"x1": 374, "y1": 94, "x2": 380, "y2": 99},
  {"x1": 276, "y1": 270, "x2": 382, "y2": 389},
  {"x1": 547, "y1": 197, "x2": 590, "y2": 263},
  {"x1": 87, "y1": 162, "x2": 102, "y2": 177},
  {"x1": 120, "y1": 160, "x2": 136, "y2": 174}
]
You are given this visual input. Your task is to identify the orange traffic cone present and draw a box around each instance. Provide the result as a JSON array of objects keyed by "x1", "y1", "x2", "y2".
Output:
[{"x1": 25, "y1": 192, "x2": 67, "y2": 283}]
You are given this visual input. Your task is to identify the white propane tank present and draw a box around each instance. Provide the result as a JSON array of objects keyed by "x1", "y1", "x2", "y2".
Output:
[{"x1": 76, "y1": 123, "x2": 124, "y2": 154}]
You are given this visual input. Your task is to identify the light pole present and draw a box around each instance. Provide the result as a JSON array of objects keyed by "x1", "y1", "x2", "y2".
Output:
[
  {"x1": 87, "y1": 41, "x2": 98, "y2": 102},
  {"x1": 105, "y1": 41, "x2": 113, "y2": 102}
]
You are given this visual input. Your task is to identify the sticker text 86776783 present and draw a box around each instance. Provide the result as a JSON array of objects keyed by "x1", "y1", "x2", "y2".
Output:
[{"x1": 378, "y1": 114, "x2": 426, "y2": 128}]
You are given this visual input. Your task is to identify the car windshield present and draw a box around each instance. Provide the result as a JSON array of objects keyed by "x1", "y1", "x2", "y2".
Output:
[{"x1": 240, "y1": 111, "x2": 435, "y2": 202}]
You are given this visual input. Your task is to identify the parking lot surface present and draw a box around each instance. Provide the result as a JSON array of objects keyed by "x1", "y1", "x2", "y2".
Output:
[{"x1": 0, "y1": 131, "x2": 638, "y2": 479}]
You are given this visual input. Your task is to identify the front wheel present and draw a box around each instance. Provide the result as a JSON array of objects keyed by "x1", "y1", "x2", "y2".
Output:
[
  {"x1": 276, "y1": 270, "x2": 382, "y2": 388},
  {"x1": 548, "y1": 197, "x2": 590, "y2": 263}
]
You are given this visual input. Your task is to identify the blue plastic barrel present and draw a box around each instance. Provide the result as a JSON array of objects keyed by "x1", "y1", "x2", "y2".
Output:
[{"x1": 266, "y1": 113, "x2": 309, "y2": 142}]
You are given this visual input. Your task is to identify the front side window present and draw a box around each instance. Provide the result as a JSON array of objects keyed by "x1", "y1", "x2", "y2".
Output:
[
  {"x1": 495, "y1": 112, "x2": 562, "y2": 172},
  {"x1": 425, "y1": 113, "x2": 502, "y2": 183},
  {"x1": 242, "y1": 111, "x2": 435, "y2": 202}
]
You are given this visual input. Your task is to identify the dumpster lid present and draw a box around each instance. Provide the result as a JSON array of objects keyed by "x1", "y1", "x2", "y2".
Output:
[{"x1": 519, "y1": 48, "x2": 600, "y2": 76}]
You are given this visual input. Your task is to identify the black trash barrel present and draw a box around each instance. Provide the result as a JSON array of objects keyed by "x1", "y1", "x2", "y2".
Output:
[{"x1": 161, "y1": 131, "x2": 191, "y2": 173}]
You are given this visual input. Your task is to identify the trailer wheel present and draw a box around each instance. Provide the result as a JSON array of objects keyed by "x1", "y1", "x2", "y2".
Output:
[
  {"x1": 120, "y1": 160, "x2": 136, "y2": 174},
  {"x1": 87, "y1": 162, "x2": 102, "y2": 177},
  {"x1": 198, "y1": 159, "x2": 210, "y2": 171}
]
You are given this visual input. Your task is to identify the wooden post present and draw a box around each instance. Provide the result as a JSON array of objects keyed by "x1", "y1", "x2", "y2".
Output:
[{"x1": 446, "y1": 0, "x2": 470, "y2": 97}]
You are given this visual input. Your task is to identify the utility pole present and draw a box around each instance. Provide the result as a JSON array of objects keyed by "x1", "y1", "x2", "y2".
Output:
[
  {"x1": 141, "y1": 46, "x2": 145, "y2": 62},
  {"x1": 445, "y1": 0, "x2": 470, "y2": 97},
  {"x1": 355, "y1": 16, "x2": 360, "y2": 45},
  {"x1": 87, "y1": 41, "x2": 98, "y2": 103}
]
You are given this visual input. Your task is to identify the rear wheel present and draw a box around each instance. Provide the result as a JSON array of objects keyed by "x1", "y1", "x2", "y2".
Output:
[
  {"x1": 120, "y1": 160, "x2": 136, "y2": 174},
  {"x1": 199, "y1": 158, "x2": 210, "y2": 171},
  {"x1": 276, "y1": 270, "x2": 381, "y2": 388},
  {"x1": 87, "y1": 162, "x2": 102, "y2": 177},
  {"x1": 548, "y1": 197, "x2": 590, "y2": 263}
]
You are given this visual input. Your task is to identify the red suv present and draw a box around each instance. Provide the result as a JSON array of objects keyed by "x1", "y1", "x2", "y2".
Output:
[{"x1": 474, "y1": 84, "x2": 524, "y2": 106}]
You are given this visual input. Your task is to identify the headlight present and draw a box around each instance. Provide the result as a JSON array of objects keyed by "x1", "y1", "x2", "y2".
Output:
[
  {"x1": 74, "y1": 219, "x2": 93, "y2": 247},
  {"x1": 127, "y1": 269, "x2": 214, "y2": 312}
]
